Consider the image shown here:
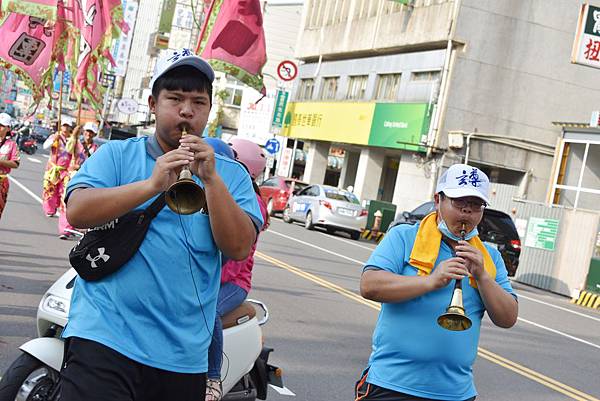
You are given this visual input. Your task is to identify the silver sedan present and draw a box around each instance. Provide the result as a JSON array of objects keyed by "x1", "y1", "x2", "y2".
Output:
[{"x1": 282, "y1": 184, "x2": 367, "y2": 240}]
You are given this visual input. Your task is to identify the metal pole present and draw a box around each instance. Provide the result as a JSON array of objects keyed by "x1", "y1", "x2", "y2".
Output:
[
  {"x1": 99, "y1": 86, "x2": 112, "y2": 138},
  {"x1": 57, "y1": 70, "x2": 64, "y2": 128}
]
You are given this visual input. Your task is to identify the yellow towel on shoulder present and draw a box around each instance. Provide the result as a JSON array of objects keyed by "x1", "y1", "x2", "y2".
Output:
[{"x1": 408, "y1": 212, "x2": 496, "y2": 288}]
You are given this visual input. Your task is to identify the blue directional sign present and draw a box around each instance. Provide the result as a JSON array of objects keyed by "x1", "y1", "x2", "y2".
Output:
[{"x1": 264, "y1": 138, "x2": 281, "y2": 155}]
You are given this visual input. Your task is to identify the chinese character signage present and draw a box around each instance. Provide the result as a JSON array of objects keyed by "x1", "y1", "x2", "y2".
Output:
[
  {"x1": 111, "y1": 0, "x2": 138, "y2": 77},
  {"x1": 572, "y1": 4, "x2": 600, "y2": 69},
  {"x1": 271, "y1": 90, "x2": 289, "y2": 129},
  {"x1": 525, "y1": 217, "x2": 560, "y2": 251}
]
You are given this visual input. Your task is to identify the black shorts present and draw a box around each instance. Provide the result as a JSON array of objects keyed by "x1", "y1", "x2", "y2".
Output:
[
  {"x1": 355, "y1": 369, "x2": 476, "y2": 401},
  {"x1": 59, "y1": 337, "x2": 206, "y2": 401}
]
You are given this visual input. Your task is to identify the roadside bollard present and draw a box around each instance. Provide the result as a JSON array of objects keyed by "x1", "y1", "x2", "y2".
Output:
[{"x1": 373, "y1": 210, "x2": 383, "y2": 232}]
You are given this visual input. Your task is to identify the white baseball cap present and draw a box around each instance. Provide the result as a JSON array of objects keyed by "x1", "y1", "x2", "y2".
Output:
[
  {"x1": 149, "y1": 48, "x2": 215, "y2": 91},
  {"x1": 83, "y1": 122, "x2": 98, "y2": 134},
  {"x1": 0, "y1": 113, "x2": 12, "y2": 127},
  {"x1": 435, "y1": 163, "x2": 490, "y2": 204},
  {"x1": 61, "y1": 116, "x2": 75, "y2": 127}
]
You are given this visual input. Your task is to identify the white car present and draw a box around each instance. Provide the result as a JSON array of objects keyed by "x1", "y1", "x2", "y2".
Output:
[{"x1": 282, "y1": 184, "x2": 367, "y2": 240}]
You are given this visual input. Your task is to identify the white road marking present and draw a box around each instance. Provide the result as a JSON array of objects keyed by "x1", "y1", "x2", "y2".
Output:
[
  {"x1": 8, "y1": 176, "x2": 42, "y2": 204},
  {"x1": 267, "y1": 230, "x2": 366, "y2": 266},
  {"x1": 271, "y1": 220, "x2": 376, "y2": 251},
  {"x1": 518, "y1": 317, "x2": 600, "y2": 350},
  {"x1": 518, "y1": 293, "x2": 600, "y2": 323},
  {"x1": 42, "y1": 154, "x2": 49, "y2": 158},
  {"x1": 27, "y1": 157, "x2": 41, "y2": 164}
]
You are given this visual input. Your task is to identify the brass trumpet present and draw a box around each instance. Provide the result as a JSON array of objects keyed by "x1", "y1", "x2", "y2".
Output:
[
  {"x1": 164, "y1": 128, "x2": 207, "y2": 215},
  {"x1": 437, "y1": 223, "x2": 472, "y2": 331}
]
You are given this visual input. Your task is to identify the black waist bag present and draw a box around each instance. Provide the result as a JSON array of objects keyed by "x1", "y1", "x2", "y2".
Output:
[{"x1": 69, "y1": 193, "x2": 166, "y2": 281}]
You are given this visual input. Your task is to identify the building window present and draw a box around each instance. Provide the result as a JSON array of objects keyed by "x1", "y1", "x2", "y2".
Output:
[
  {"x1": 411, "y1": 70, "x2": 441, "y2": 82},
  {"x1": 298, "y1": 78, "x2": 315, "y2": 100},
  {"x1": 552, "y1": 141, "x2": 600, "y2": 210},
  {"x1": 346, "y1": 75, "x2": 368, "y2": 100},
  {"x1": 320, "y1": 77, "x2": 339, "y2": 100},
  {"x1": 374, "y1": 73, "x2": 401, "y2": 101},
  {"x1": 223, "y1": 76, "x2": 244, "y2": 107}
]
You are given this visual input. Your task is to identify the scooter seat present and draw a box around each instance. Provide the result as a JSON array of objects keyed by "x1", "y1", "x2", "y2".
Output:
[{"x1": 222, "y1": 301, "x2": 256, "y2": 329}]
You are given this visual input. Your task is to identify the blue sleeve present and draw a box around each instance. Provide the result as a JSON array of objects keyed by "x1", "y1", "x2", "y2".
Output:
[
  {"x1": 226, "y1": 163, "x2": 264, "y2": 231},
  {"x1": 65, "y1": 142, "x2": 119, "y2": 202},
  {"x1": 486, "y1": 244, "x2": 517, "y2": 300},
  {"x1": 363, "y1": 227, "x2": 406, "y2": 275}
]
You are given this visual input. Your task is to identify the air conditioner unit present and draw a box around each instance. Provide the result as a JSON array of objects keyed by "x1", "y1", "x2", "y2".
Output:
[{"x1": 447, "y1": 132, "x2": 464, "y2": 149}]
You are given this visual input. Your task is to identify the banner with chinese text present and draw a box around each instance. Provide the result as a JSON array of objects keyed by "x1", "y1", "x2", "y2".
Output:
[{"x1": 572, "y1": 3, "x2": 600, "y2": 69}]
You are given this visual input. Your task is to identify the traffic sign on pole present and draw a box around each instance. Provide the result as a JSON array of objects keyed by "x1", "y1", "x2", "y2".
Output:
[
  {"x1": 264, "y1": 138, "x2": 281, "y2": 155},
  {"x1": 276, "y1": 60, "x2": 298, "y2": 81}
]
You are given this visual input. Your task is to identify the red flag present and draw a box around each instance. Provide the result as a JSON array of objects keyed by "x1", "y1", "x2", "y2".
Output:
[
  {"x1": 196, "y1": 0, "x2": 266, "y2": 94},
  {"x1": 0, "y1": 9, "x2": 66, "y2": 102},
  {"x1": 65, "y1": 0, "x2": 126, "y2": 110}
]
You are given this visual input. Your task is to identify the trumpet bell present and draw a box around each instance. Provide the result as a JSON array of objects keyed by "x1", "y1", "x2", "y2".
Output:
[
  {"x1": 165, "y1": 169, "x2": 206, "y2": 215},
  {"x1": 437, "y1": 307, "x2": 472, "y2": 331},
  {"x1": 437, "y1": 284, "x2": 472, "y2": 331}
]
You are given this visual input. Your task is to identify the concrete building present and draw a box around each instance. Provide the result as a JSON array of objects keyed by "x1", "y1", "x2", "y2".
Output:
[
  {"x1": 111, "y1": 0, "x2": 203, "y2": 125},
  {"x1": 283, "y1": 0, "x2": 600, "y2": 213}
]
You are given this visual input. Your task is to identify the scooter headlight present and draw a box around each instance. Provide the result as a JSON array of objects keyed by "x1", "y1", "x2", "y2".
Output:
[{"x1": 42, "y1": 294, "x2": 70, "y2": 317}]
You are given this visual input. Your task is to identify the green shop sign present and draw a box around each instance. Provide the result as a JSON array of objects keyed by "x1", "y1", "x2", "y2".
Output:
[
  {"x1": 282, "y1": 102, "x2": 431, "y2": 152},
  {"x1": 369, "y1": 103, "x2": 431, "y2": 152}
]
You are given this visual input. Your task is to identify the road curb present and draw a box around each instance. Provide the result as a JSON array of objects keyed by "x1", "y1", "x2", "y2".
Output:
[
  {"x1": 571, "y1": 290, "x2": 600, "y2": 309},
  {"x1": 361, "y1": 229, "x2": 385, "y2": 243}
]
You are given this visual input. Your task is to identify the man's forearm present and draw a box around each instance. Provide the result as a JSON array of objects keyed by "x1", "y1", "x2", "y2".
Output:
[
  {"x1": 361, "y1": 270, "x2": 433, "y2": 303},
  {"x1": 67, "y1": 180, "x2": 161, "y2": 228},
  {"x1": 205, "y1": 176, "x2": 256, "y2": 260},
  {"x1": 476, "y1": 274, "x2": 518, "y2": 328}
]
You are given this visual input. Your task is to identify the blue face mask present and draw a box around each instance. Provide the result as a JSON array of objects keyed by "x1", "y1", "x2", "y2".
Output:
[{"x1": 437, "y1": 218, "x2": 478, "y2": 241}]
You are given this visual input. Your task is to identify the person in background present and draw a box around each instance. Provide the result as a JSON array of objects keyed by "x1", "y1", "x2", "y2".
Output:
[
  {"x1": 80, "y1": 122, "x2": 99, "y2": 157},
  {"x1": 57, "y1": 123, "x2": 92, "y2": 240},
  {"x1": 205, "y1": 137, "x2": 268, "y2": 401},
  {"x1": 42, "y1": 117, "x2": 75, "y2": 218},
  {"x1": 355, "y1": 163, "x2": 518, "y2": 401},
  {"x1": 0, "y1": 113, "x2": 20, "y2": 220}
]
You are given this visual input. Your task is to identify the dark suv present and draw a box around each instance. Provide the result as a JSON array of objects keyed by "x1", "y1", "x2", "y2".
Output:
[{"x1": 388, "y1": 202, "x2": 521, "y2": 276}]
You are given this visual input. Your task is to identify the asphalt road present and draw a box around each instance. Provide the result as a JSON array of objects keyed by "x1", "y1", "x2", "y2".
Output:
[{"x1": 1, "y1": 150, "x2": 600, "y2": 401}]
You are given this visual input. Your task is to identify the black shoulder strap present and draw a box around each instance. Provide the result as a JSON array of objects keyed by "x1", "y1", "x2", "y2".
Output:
[{"x1": 145, "y1": 193, "x2": 166, "y2": 218}]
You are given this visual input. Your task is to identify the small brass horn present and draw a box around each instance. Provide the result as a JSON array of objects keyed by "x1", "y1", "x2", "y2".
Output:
[
  {"x1": 437, "y1": 223, "x2": 472, "y2": 331},
  {"x1": 164, "y1": 128, "x2": 206, "y2": 215}
]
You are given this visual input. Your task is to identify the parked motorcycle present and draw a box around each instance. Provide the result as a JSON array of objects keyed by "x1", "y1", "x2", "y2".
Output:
[
  {"x1": 0, "y1": 268, "x2": 289, "y2": 401},
  {"x1": 18, "y1": 137, "x2": 38, "y2": 155}
]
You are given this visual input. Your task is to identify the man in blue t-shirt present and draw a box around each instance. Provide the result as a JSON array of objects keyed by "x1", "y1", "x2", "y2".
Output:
[
  {"x1": 59, "y1": 49, "x2": 263, "y2": 401},
  {"x1": 356, "y1": 164, "x2": 518, "y2": 401}
]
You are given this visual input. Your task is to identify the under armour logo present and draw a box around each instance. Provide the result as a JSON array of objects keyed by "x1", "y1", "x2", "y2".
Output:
[{"x1": 86, "y1": 247, "x2": 110, "y2": 269}]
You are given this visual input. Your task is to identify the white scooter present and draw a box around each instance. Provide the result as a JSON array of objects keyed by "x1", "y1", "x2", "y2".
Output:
[{"x1": 0, "y1": 268, "x2": 288, "y2": 401}]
